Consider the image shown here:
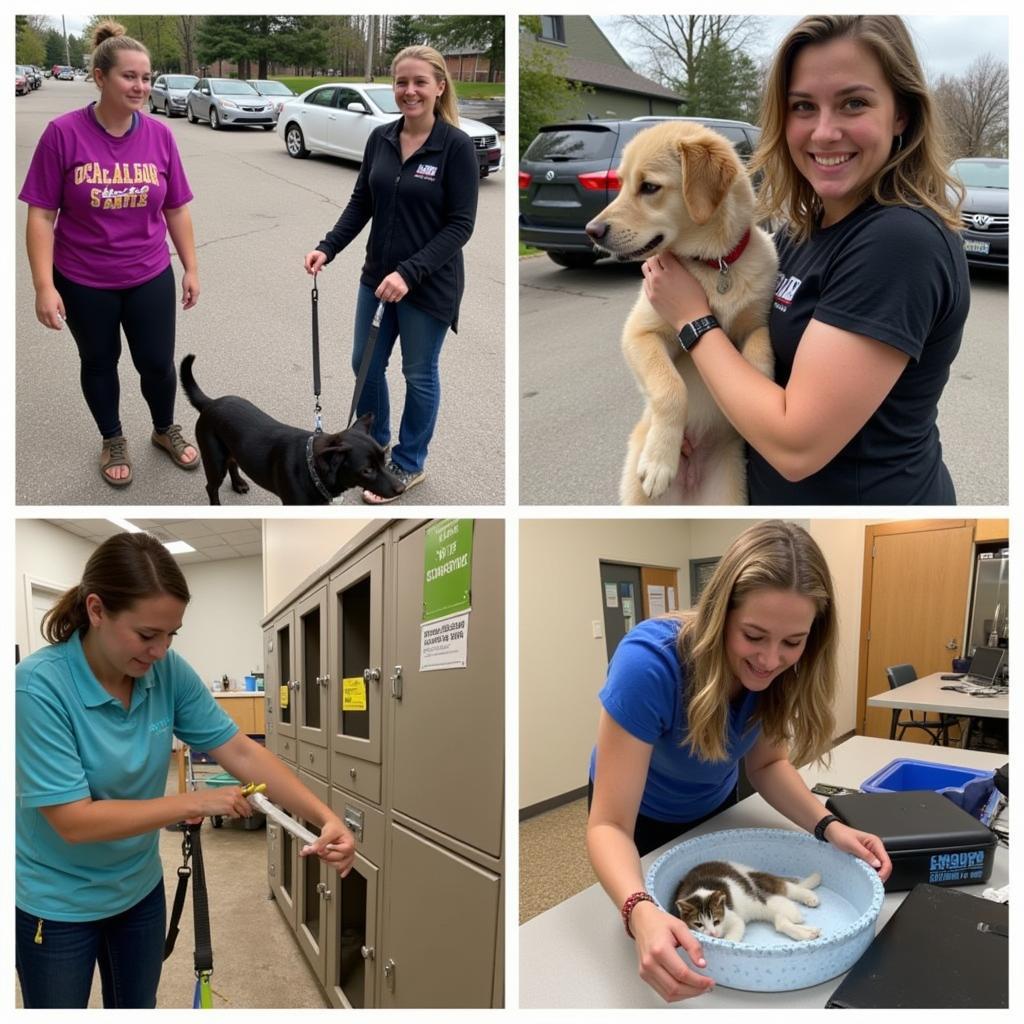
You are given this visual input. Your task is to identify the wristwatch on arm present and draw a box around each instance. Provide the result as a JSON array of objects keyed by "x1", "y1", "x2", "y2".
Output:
[{"x1": 677, "y1": 314, "x2": 720, "y2": 352}]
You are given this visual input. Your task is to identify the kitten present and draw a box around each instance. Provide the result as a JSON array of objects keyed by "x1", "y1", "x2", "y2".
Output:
[{"x1": 673, "y1": 860, "x2": 822, "y2": 943}]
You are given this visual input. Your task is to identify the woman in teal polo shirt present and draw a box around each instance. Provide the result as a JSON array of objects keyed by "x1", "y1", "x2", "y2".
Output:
[
  {"x1": 15, "y1": 531, "x2": 356, "y2": 1009},
  {"x1": 586, "y1": 522, "x2": 893, "y2": 1003}
]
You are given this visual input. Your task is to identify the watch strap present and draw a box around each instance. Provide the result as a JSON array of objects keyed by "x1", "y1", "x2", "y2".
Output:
[
  {"x1": 677, "y1": 314, "x2": 720, "y2": 352},
  {"x1": 814, "y1": 814, "x2": 840, "y2": 842}
]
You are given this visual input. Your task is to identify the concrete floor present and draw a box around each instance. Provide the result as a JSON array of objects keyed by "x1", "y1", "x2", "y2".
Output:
[{"x1": 16, "y1": 761, "x2": 328, "y2": 1009}]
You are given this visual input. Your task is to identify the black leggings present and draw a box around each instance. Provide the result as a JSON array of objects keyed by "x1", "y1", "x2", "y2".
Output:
[
  {"x1": 587, "y1": 779, "x2": 739, "y2": 857},
  {"x1": 54, "y1": 265, "x2": 177, "y2": 440}
]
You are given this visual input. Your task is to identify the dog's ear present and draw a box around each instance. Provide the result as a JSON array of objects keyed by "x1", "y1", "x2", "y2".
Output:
[
  {"x1": 317, "y1": 432, "x2": 352, "y2": 456},
  {"x1": 677, "y1": 136, "x2": 738, "y2": 225},
  {"x1": 354, "y1": 411, "x2": 375, "y2": 432}
]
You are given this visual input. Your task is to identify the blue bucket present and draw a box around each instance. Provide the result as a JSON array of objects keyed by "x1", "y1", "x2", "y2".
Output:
[{"x1": 860, "y1": 758, "x2": 995, "y2": 817}]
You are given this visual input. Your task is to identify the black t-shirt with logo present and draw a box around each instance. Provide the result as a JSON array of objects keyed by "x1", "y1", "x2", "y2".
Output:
[{"x1": 747, "y1": 199, "x2": 970, "y2": 504}]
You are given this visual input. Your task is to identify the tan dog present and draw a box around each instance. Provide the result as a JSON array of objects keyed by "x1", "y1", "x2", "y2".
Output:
[{"x1": 586, "y1": 122, "x2": 777, "y2": 504}]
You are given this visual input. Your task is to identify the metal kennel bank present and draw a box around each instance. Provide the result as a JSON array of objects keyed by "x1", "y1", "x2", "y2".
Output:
[{"x1": 261, "y1": 519, "x2": 504, "y2": 1008}]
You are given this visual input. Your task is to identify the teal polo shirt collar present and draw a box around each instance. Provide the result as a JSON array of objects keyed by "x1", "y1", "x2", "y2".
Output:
[{"x1": 67, "y1": 629, "x2": 157, "y2": 714}]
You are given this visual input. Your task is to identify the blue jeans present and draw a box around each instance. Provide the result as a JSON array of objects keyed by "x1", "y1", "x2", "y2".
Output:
[
  {"x1": 352, "y1": 283, "x2": 449, "y2": 474},
  {"x1": 16, "y1": 881, "x2": 166, "y2": 1008}
]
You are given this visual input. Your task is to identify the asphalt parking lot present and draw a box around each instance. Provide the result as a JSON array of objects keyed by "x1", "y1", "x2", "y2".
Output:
[
  {"x1": 15, "y1": 80, "x2": 504, "y2": 506},
  {"x1": 519, "y1": 253, "x2": 1008, "y2": 506}
]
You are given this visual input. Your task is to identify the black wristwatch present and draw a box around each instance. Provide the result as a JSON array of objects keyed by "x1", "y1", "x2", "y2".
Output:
[
  {"x1": 677, "y1": 314, "x2": 720, "y2": 352},
  {"x1": 814, "y1": 814, "x2": 840, "y2": 842}
]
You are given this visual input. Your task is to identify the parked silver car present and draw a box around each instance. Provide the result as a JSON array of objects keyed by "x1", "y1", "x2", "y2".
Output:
[
  {"x1": 186, "y1": 77, "x2": 275, "y2": 131},
  {"x1": 149, "y1": 74, "x2": 198, "y2": 118},
  {"x1": 245, "y1": 79, "x2": 296, "y2": 124}
]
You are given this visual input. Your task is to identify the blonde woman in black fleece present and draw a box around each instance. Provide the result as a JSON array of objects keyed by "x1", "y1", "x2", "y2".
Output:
[{"x1": 304, "y1": 45, "x2": 478, "y2": 503}]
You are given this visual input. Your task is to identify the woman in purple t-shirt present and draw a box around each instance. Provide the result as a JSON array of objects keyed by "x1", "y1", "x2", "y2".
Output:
[{"x1": 20, "y1": 20, "x2": 200, "y2": 488}]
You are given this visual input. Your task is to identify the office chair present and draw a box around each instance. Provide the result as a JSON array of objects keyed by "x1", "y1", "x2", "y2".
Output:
[{"x1": 885, "y1": 663, "x2": 953, "y2": 746}]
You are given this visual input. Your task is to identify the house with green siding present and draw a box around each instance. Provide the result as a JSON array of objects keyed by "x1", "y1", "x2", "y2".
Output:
[{"x1": 522, "y1": 15, "x2": 683, "y2": 119}]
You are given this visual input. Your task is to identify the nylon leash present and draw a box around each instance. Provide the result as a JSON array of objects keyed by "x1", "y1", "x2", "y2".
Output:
[
  {"x1": 348, "y1": 298, "x2": 386, "y2": 428},
  {"x1": 164, "y1": 822, "x2": 214, "y2": 1008},
  {"x1": 311, "y1": 280, "x2": 323, "y2": 434}
]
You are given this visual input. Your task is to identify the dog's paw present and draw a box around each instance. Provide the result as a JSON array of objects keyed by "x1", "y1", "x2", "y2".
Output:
[
  {"x1": 793, "y1": 926, "x2": 821, "y2": 942},
  {"x1": 802, "y1": 893, "x2": 821, "y2": 908},
  {"x1": 638, "y1": 431, "x2": 681, "y2": 499},
  {"x1": 232, "y1": 480, "x2": 249, "y2": 494}
]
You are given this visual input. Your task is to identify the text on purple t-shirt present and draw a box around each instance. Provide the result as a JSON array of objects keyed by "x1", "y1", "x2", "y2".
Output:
[{"x1": 18, "y1": 104, "x2": 193, "y2": 290}]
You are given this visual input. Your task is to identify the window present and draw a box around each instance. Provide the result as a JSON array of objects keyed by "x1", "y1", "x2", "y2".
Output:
[
  {"x1": 540, "y1": 16, "x2": 566, "y2": 43},
  {"x1": 307, "y1": 87, "x2": 338, "y2": 108}
]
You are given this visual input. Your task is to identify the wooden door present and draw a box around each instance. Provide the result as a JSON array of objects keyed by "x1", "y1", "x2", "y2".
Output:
[
  {"x1": 858, "y1": 521, "x2": 974, "y2": 741},
  {"x1": 640, "y1": 566, "x2": 680, "y2": 619}
]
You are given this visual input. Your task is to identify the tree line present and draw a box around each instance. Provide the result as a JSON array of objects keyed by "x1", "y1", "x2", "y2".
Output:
[
  {"x1": 15, "y1": 14, "x2": 504, "y2": 82},
  {"x1": 619, "y1": 15, "x2": 1007, "y2": 159}
]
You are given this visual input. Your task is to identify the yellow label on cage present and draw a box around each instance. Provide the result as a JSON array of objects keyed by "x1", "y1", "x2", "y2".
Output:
[
  {"x1": 280, "y1": 685, "x2": 289, "y2": 709},
  {"x1": 342, "y1": 677, "x2": 366, "y2": 712}
]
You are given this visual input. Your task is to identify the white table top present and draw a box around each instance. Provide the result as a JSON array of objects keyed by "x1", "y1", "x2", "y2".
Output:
[
  {"x1": 519, "y1": 736, "x2": 1007, "y2": 1009},
  {"x1": 867, "y1": 672, "x2": 1008, "y2": 719}
]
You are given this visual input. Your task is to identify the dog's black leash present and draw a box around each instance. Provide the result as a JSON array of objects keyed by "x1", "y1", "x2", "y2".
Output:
[
  {"x1": 348, "y1": 298, "x2": 386, "y2": 428},
  {"x1": 311, "y1": 281, "x2": 323, "y2": 434},
  {"x1": 306, "y1": 280, "x2": 387, "y2": 503},
  {"x1": 309, "y1": 279, "x2": 386, "y2": 430},
  {"x1": 164, "y1": 822, "x2": 214, "y2": 1006}
]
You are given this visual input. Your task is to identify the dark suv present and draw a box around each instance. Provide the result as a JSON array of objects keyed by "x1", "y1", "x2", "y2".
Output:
[
  {"x1": 519, "y1": 116, "x2": 761, "y2": 269},
  {"x1": 950, "y1": 157, "x2": 1008, "y2": 269}
]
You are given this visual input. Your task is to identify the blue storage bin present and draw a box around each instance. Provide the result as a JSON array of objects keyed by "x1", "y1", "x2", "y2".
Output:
[{"x1": 860, "y1": 759, "x2": 995, "y2": 818}]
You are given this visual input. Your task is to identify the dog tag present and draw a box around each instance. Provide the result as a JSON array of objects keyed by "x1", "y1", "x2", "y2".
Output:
[{"x1": 716, "y1": 269, "x2": 732, "y2": 295}]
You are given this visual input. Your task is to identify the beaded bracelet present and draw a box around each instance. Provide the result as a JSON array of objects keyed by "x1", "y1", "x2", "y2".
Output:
[{"x1": 621, "y1": 891, "x2": 655, "y2": 939}]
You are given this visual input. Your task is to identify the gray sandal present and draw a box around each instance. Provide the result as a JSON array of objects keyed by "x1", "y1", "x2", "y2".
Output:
[
  {"x1": 100, "y1": 435, "x2": 132, "y2": 487},
  {"x1": 151, "y1": 425, "x2": 200, "y2": 470}
]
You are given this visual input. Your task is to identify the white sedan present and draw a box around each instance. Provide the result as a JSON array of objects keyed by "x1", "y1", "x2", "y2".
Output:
[{"x1": 276, "y1": 81, "x2": 502, "y2": 178}]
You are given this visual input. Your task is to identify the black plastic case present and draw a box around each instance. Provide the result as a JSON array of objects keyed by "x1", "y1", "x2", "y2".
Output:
[{"x1": 825, "y1": 790, "x2": 996, "y2": 891}]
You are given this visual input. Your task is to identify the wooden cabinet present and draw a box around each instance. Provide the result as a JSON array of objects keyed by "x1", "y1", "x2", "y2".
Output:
[
  {"x1": 213, "y1": 694, "x2": 266, "y2": 735},
  {"x1": 975, "y1": 519, "x2": 1009, "y2": 543}
]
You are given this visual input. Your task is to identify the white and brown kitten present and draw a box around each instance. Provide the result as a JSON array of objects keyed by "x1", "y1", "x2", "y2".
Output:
[{"x1": 673, "y1": 860, "x2": 822, "y2": 943}]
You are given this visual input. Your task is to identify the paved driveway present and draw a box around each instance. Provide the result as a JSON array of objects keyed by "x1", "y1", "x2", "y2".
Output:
[
  {"x1": 16, "y1": 81, "x2": 504, "y2": 505},
  {"x1": 520, "y1": 252, "x2": 1008, "y2": 506}
]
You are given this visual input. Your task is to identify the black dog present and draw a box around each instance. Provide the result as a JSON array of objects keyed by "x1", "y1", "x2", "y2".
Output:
[{"x1": 180, "y1": 354, "x2": 405, "y2": 505}]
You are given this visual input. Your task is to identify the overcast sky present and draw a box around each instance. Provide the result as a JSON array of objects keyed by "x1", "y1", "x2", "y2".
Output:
[{"x1": 594, "y1": 15, "x2": 1008, "y2": 81}]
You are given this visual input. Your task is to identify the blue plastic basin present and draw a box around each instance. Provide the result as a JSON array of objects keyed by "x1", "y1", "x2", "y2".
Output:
[{"x1": 860, "y1": 758, "x2": 995, "y2": 816}]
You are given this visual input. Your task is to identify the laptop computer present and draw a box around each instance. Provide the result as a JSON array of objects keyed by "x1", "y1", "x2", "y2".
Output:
[{"x1": 965, "y1": 646, "x2": 1005, "y2": 686}]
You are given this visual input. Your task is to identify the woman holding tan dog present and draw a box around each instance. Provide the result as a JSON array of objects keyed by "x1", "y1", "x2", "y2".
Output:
[
  {"x1": 643, "y1": 15, "x2": 969, "y2": 505},
  {"x1": 304, "y1": 45, "x2": 479, "y2": 504},
  {"x1": 587, "y1": 522, "x2": 891, "y2": 1003},
  {"x1": 20, "y1": 20, "x2": 200, "y2": 489}
]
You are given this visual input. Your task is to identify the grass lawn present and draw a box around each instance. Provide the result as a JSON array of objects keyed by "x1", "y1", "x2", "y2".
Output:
[
  {"x1": 275, "y1": 76, "x2": 504, "y2": 100},
  {"x1": 520, "y1": 243, "x2": 541, "y2": 257}
]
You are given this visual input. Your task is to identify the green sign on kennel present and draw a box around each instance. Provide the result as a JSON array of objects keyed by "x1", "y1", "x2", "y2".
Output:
[{"x1": 423, "y1": 519, "x2": 473, "y2": 622}]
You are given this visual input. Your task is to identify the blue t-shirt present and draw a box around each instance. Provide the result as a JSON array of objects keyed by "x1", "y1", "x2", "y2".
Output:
[
  {"x1": 16, "y1": 630, "x2": 238, "y2": 921},
  {"x1": 589, "y1": 617, "x2": 762, "y2": 822}
]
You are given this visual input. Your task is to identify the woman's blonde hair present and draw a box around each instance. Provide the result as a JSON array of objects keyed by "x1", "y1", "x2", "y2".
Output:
[
  {"x1": 42, "y1": 532, "x2": 190, "y2": 645},
  {"x1": 391, "y1": 45, "x2": 459, "y2": 126},
  {"x1": 750, "y1": 14, "x2": 963, "y2": 241},
  {"x1": 91, "y1": 19, "x2": 149, "y2": 81},
  {"x1": 677, "y1": 521, "x2": 837, "y2": 768}
]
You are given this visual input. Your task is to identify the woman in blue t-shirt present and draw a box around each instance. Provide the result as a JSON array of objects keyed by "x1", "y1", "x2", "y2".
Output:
[
  {"x1": 641, "y1": 16, "x2": 970, "y2": 505},
  {"x1": 587, "y1": 522, "x2": 892, "y2": 1002},
  {"x1": 15, "y1": 532, "x2": 356, "y2": 1009}
]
